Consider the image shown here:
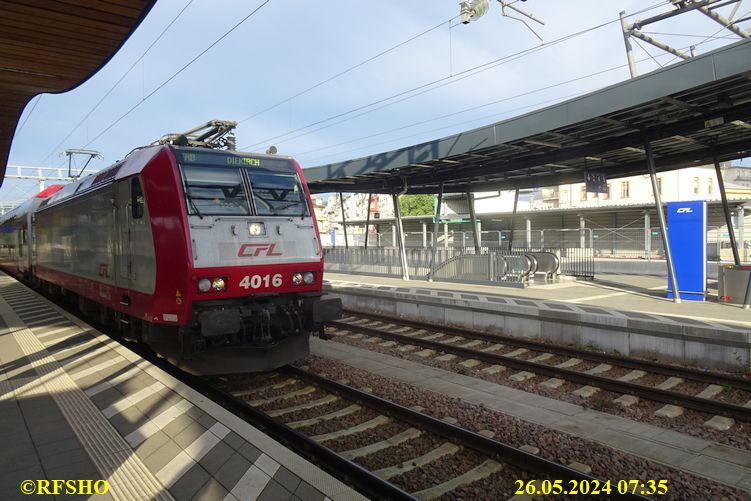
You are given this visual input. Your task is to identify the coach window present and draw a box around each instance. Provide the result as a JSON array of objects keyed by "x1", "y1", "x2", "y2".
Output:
[{"x1": 131, "y1": 178, "x2": 144, "y2": 219}]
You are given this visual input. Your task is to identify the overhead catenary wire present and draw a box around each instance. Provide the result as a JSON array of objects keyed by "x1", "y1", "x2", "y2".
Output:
[
  {"x1": 15, "y1": 95, "x2": 43, "y2": 136},
  {"x1": 239, "y1": 0, "x2": 672, "y2": 152},
  {"x1": 301, "y1": 90, "x2": 592, "y2": 165},
  {"x1": 632, "y1": 36, "x2": 666, "y2": 67},
  {"x1": 237, "y1": 15, "x2": 459, "y2": 125},
  {"x1": 37, "y1": 0, "x2": 196, "y2": 166},
  {"x1": 79, "y1": 0, "x2": 272, "y2": 152},
  {"x1": 295, "y1": 65, "x2": 635, "y2": 161},
  {"x1": 661, "y1": 8, "x2": 751, "y2": 65},
  {"x1": 239, "y1": 26, "x2": 609, "y2": 151},
  {"x1": 296, "y1": 48, "x2": 680, "y2": 165}
]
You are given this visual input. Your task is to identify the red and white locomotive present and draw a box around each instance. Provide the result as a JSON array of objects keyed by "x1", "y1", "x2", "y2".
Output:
[{"x1": 0, "y1": 121, "x2": 340, "y2": 373}]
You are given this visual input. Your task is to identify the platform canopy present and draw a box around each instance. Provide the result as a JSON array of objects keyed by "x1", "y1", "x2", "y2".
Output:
[
  {"x1": 0, "y1": 0, "x2": 156, "y2": 187},
  {"x1": 305, "y1": 40, "x2": 751, "y2": 195}
]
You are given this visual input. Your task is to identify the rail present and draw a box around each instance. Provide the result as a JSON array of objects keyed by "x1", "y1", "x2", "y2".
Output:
[
  {"x1": 331, "y1": 319, "x2": 751, "y2": 422},
  {"x1": 283, "y1": 366, "x2": 648, "y2": 500},
  {"x1": 344, "y1": 310, "x2": 751, "y2": 392},
  {"x1": 125, "y1": 341, "x2": 414, "y2": 500}
]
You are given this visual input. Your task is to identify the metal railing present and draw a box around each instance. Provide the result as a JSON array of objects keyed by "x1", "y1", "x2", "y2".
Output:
[
  {"x1": 321, "y1": 226, "x2": 750, "y2": 262},
  {"x1": 323, "y1": 245, "x2": 592, "y2": 285}
]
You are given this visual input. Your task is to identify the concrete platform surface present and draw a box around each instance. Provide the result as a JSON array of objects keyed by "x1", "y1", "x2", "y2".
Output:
[
  {"x1": 0, "y1": 273, "x2": 364, "y2": 501},
  {"x1": 324, "y1": 273, "x2": 751, "y2": 370},
  {"x1": 325, "y1": 272, "x2": 751, "y2": 330}
]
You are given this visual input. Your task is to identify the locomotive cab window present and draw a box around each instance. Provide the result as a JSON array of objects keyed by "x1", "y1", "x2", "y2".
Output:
[
  {"x1": 180, "y1": 165, "x2": 250, "y2": 216},
  {"x1": 176, "y1": 149, "x2": 307, "y2": 217},
  {"x1": 131, "y1": 177, "x2": 145, "y2": 219},
  {"x1": 245, "y1": 168, "x2": 308, "y2": 217}
]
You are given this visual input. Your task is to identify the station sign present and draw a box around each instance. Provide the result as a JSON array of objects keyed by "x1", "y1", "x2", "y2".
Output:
[
  {"x1": 666, "y1": 200, "x2": 707, "y2": 301},
  {"x1": 584, "y1": 170, "x2": 608, "y2": 193}
]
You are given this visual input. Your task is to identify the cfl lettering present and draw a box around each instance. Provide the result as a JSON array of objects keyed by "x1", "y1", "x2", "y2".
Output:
[
  {"x1": 676, "y1": 208, "x2": 693, "y2": 214},
  {"x1": 238, "y1": 243, "x2": 283, "y2": 257}
]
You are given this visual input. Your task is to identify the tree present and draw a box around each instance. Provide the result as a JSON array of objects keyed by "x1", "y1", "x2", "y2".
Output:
[{"x1": 398, "y1": 194, "x2": 435, "y2": 216}]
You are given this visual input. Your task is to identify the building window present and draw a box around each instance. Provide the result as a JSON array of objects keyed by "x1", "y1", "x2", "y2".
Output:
[
  {"x1": 602, "y1": 183, "x2": 610, "y2": 200},
  {"x1": 621, "y1": 181, "x2": 630, "y2": 199},
  {"x1": 580, "y1": 186, "x2": 587, "y2": 201},
  {"x1": 693, "y1": 177, "x2": 700, "y2": 194},
  {"x1": 656, "y1": 177, "x2": 662, "y2": 195},
  {"x1": 708, "y1": 177, "x2": 713, "y2": 195}
]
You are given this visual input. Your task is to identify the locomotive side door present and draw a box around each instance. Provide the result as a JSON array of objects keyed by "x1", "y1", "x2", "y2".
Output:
[
  {"x1": 115, "y1": 179, "x2": 134, "y2": 304},
  {"x1": 16, "y1": 226, "x2": 24, "y2": 274}
]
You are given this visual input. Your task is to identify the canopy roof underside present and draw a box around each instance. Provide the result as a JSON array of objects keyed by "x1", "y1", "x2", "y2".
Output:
[{"x1": 0, "y1": 0, "x2": 156, "y2": 186}]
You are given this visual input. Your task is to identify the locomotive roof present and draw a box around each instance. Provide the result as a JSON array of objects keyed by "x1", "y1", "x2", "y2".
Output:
[
  {"x1": 38, "y1": 145, "x2": 167, "y2": 209},
  {"x1": 0, "y1": 185, "x2": 64, "y2": 224},
  {"x1": 36, "y1": 145, "x2": 297, "y2": 210}
]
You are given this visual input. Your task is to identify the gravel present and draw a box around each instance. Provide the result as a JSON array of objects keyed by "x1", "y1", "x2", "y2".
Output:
[
  {"x1": 716, "y1": 388, "x2": 751, "y2": 405},
  {"x1": 437, "y1": 468, "x2": 537, "y2": 501},
  {"x1": 284, "y1": 406, "x2": 378, "y2": 436},
  {"x1": 254, "y1": 388, "x2": 324, "y2": 412},
  {"x1": 389, "y1": 449, "x2": 488, "y2": 491},
  {"x1": 299, "y1": 354, "x2": 749, "y2": 500},
  {"x1": 355, "y1": 434, "x2": 446, "y2": 472},
  {"x1": 323, "y1": 420, "x2": 408, "y2": 454}
]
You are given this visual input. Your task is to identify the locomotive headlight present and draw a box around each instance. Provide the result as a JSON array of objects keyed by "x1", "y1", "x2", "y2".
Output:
[
  {"x1": 198, "y1": 278, "x2": 211, "y2": 292},
  {"x1": 212, "y1": 277, "x2": 226, "y2": 291},
  {"x1": 248, "y1": 222, "x2": 265, "y2": 236},
  {"x1": 303, "y1": 272, "x2": 315, "y2": 284},
  {"x1": 292, "y1": 273, "x2": 303, "y2": 285}
]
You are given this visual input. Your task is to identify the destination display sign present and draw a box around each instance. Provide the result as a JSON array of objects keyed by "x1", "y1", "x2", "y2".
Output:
[
  {"x1": 584, "y1": 170, "x2": 608, "y2": 193},
  {"x1": 175, "y1": 149, "x2": 295, "y2": 172}
]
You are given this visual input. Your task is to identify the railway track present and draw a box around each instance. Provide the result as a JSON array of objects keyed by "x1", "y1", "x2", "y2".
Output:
[
  {"x1": 329, "y1": 312, "x2": 751, "y2": 427},
  {"x1": 210, "y1": 366, "x2": 649, "y2": 500}
]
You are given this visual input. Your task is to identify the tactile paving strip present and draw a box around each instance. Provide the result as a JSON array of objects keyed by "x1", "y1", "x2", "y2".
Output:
[{"x1": 0, "y1": 278, "x2": 172, "y2": 501}]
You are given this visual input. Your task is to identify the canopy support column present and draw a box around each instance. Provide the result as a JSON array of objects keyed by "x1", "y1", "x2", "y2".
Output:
[
  {"x1": 714, "y1": 158, "x2": 740, "y2": 265},
  {"x1": 339, "y1": 192, "x2": 348, "y2": 249},
  {"x1": 644, "y1": 210, "x2": 651, "y2": 261},
  {"x1": 526, "y1": 217, "x2": 532, "y2": 247},
  {"x1": 645, "y1": 137, "x2": 680, "y2": 303},
  {"x1": 508, "y1": 188, "x2": 519, "y2": 251},
  {"x1": 428, "y1": 183, "x2": 444, "y2": 282},
  {"x1": 392, "y1": 194, "x2": 410, "y2": 281},
  {"x1": 579, "y1": 214, "x2": 586, "y2": 249},
  {"x1": 467, "y1": 192, "x2": 481, "y2": 253},
  {"x1": 739, "y1": 208, "x2": 747, "y2": 262},
  {"x1": 364, "y1": 193, "x2": 373, "y2": 248}
]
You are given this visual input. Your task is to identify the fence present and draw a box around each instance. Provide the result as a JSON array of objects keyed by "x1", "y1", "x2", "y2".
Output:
[
  {"x1": 323, "y1": 245, "x2": 593, "y2": 285},
  {"x1": 321, "y1": 226, "x2": 750, "y2": 262},
  {"x1": 322, "y1": 230, "x2": 546, "y2": 250}
]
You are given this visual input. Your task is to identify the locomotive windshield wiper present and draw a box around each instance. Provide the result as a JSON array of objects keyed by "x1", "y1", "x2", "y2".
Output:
[{"x1": 185, "y1": 189, "x2": 204, "y2": 219}]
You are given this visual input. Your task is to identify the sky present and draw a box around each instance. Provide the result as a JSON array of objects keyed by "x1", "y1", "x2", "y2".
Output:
[{"x1": 4, "y1": 0, "x2": 750, "y2": 204}]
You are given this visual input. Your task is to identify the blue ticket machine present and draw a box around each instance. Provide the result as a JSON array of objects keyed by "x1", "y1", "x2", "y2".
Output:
[{"x1": 667, "y1": 200, "x2": 707, "y2": 301}]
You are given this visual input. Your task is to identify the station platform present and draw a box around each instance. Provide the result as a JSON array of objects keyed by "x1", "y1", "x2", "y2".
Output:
[
  {"x1": 0, "y1": 273, "x2": 364, "y2": 501},
  {"x1": 323, "y1": 272, "x2": 751, "y2": 370}
]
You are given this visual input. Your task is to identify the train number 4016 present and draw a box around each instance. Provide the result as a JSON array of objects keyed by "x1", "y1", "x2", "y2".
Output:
[{"x1": 239, "y1": 274, "x2": 283, "y2": 289}]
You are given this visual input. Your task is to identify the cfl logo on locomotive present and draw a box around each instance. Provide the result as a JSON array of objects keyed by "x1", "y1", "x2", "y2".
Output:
[
  {"x1": 238, "y1": 243, "x2": 283, "y2": 257},
  {"x1": 676, "y1": 207, "x2": 693, "y2": 214}
]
